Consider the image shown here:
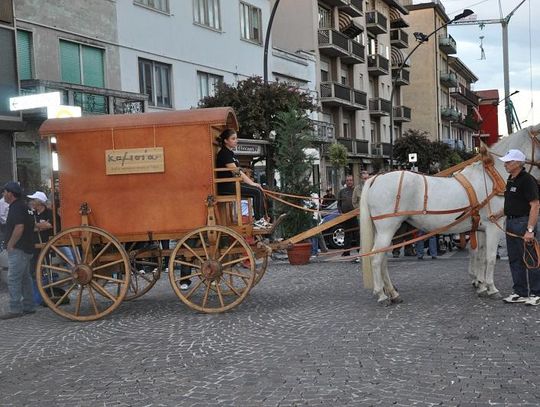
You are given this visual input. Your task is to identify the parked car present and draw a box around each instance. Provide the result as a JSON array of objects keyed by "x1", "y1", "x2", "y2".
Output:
[{"x1": 319, "y1": 201, "x2": 359, "y2": 250}]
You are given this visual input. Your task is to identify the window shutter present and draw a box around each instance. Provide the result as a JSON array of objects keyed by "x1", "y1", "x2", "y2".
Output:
[
  {"x1": 82, "y1": 46, "x2": 104, "y2": 87},
  {"x1": 17, "y1": 30, "x2": 32, "y2": 80},
  {"x1": 59, "y1": 40, "x2": 81, "y2": 84}
]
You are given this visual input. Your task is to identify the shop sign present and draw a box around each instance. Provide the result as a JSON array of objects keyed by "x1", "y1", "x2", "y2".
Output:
[{"x1": 105, "y1": 147, "x2": 164, "y2": 175}]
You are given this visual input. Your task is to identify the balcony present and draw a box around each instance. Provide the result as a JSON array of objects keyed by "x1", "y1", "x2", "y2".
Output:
[
  {"x1": 390, "y1": 28, "x2": 408, "y2": 49},
  {"x1": 19, "y1": 79, "x2": 148, "y2": 118},
  {"x1": 440, "y1": 106, "x2": 460, "y2": 121},
  {"x1": 341, "y1": 39, "x2": 365, "y2": 65},
  {"x1": 366, "y1": 10, "x2": 388, "y2": 35},
  {"x1": 338, "y1": 0, "x2": 363, "y2": 17},
  {"x1": 355, "y1": 139, "x2": 369, "y2": 155},
  {"x1": 443, "y1": 138, "x2": 465, "y2": 151},
  {"x1": 456, "y1": 112, "x2": 481, "y2": 131},
  {"x1": 318, "y1": 29, "x2": 350, "y2": 57},
  {"x1": 310, "y1": 119, "x2": 335, "y2": 143},
  {"x1": 320, "y1": 82, "x2": 367, "y2": 110},
  {"x1": 368, "y1": 54, "x2": 389, "y2": 76},
  {"x1": 392, "y1": 66, "x2": 410, "y2": 86},
  {"x1": 340, "y1": 19, "x2": 364, "y2": 38},
  {"x1": 369, "y1": 98, "x2": 391, "y2": 117},
  {"x1": 438, "y1": 34, "x2": 457, "y2": 55},
  {"x1": 323, "y1": 0, "x2": 347, "y2": 6},
  {"x1": 393, "y1": 106, "x2": 411, "y2": 122},
  {"x1": 371, "y1": 142, "x2": 383, "y2": 156},
  {"x1": 450, "y1": 86, "x2": 479, "y2": 106},
  {"x1": 440, "y1": 71, "x2": 458, "y2": 88},
  {"x1": 336, "y1": 137, "x2": 353, "y2": 153}
]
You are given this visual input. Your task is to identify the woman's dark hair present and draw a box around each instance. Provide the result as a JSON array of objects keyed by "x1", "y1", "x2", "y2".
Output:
[{"x1": 218, "y1": 128, "x2": 237, "y2": 147}]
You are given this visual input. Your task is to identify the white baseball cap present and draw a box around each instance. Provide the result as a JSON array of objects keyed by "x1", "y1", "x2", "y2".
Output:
[
  {"x1": 27, "y1": 191, "x2": 48, "y2": 203},
  {"x1": 499, "y1": 149, "x2": 526, "y2": 162}
]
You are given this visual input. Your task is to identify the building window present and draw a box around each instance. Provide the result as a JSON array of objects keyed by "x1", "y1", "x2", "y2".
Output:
[
  {"x1": 17, "y1": 30, "x2": 33, "y2": 80},
  {"x1": 240, "y1": 2, "x2": 262, "y2": 44},
  {"x1": 318, "y1": 5, "x2": 331, "y2": 28},
  {"x1": 194, "y1": 0, "x2": 221, "y2": 30},
  {"x1": 138, "y1": 58, "x2": 172, "y2": 108},
  {"x1": 59, "y1": 40, "x2": 104, "y2": 87},
  {"x1": 320, "y1": 59, "x2": 330, "y2": 82},
  {"x1": 197, "y1": 71, "x2": 223, "y2": 101},
  {"x1": 134, "y1": 0, "x2": 169, "y2": 13}
]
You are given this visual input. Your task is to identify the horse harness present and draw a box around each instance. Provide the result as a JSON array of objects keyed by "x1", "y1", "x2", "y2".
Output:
[{"x1": 369, "y1": 153, "x2": 507, "y2": 249}]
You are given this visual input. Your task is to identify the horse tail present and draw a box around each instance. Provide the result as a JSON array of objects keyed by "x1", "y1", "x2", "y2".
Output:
[{"x1": 360, "y1": 178, "x2": 374, "y2": 289}]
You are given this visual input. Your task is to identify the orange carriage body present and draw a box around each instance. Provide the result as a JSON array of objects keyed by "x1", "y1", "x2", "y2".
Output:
[{"x1": 39, "y1": 107, "x2": 238, "y2": 240}]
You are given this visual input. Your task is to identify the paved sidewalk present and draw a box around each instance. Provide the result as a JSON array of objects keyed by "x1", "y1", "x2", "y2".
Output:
[{"x1": 0, "y1": 251, "x2": 538, "y2": 406}]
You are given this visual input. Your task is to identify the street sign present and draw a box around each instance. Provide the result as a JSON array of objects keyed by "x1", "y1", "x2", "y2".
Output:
[
  {"x1": 9, "y1": 92, "x2": 61, "y2": 111},
  {"x1": 408, "y1": 153, "x2": 418, "y2": 163},
  {"x1": 47, "y1": 105, "x2": 82, "y2": 119}
]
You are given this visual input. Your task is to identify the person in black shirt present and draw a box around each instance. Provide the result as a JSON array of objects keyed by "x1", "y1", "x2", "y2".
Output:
[
  {"x1": 216, "y1": 128, "x2": 268, "y2": 228},
  {"x1": 28, "y1": 191, "x2": 54, "y2": 278},
  {"x1": 489, "y1": 149, "x2": 540, "y2": 306},
  {"x1": 0, "y1": 181, "x2": 36, "y2": 319},
  {"x1": 337, "y1": 174, "x2": 358, "y2": 256}
]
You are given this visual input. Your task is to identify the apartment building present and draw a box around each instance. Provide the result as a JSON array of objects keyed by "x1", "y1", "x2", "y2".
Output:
[
  {"x1": 402, "y1": 1, "x2": 480, "y2": 152},
  {"x1": 273, "y1": 0, "x2": 410, "y2": 187},
  {"x1": 7, "y1": 0, "x2": 316, "y2": 189}
]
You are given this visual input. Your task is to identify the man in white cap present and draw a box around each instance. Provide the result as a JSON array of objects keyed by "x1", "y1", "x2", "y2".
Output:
[
  {"x1": 27, "y1": 191, "x2": 53, "y2": 279},
  {"x1": 489, "y1": 149, "x2": 540, "y2": 306}
]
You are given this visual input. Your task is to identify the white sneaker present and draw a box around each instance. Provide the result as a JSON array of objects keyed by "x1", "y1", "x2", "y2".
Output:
[
  {"x1": 180, "y1": 283, "x2": 189, "y2": 290},
  {"x1": 525, "y1": 296, "x2": 540, "y2": 306},
  {"x1": 253, "y1": 218, "x2": 270, "y2": 228},
  {"x1": 502, "y1": 293, "x2": 528, "y2": 303}
]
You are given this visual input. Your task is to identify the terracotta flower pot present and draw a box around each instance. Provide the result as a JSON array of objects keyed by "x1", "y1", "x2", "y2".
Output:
[{"x1": 286, "y1": 242, "x2": 312, "y2": 265}]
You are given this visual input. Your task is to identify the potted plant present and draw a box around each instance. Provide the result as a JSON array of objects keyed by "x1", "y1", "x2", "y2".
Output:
[{"x1": 274, "y1": 107, "x2": 315, "y2": 265}]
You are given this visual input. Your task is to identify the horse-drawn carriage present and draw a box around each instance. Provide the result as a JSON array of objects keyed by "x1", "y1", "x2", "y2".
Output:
[{"x1": 36, "y1": 107, "x2": 287, "y2": 321}]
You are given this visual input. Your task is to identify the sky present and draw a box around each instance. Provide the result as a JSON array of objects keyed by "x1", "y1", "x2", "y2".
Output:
[{"x1": 412, "y1": 0, "x2": 539, "y2": 136}]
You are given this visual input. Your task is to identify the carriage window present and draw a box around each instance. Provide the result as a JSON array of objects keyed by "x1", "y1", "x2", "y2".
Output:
[
  {"x1": 134, "y1": 0, "x2": 169, "y2": 13},
  {"x1": 197, "y1": 71, "x2": 223, "y2": 101},
  {"x1": 240, "y1": 2, "x2": 262, "y2": 44},
  {"x1": 138, "y1": 58, "x2": 172, "y2": 108},
  {"x1": 194, "y1": 0, "x2": 221, "y2": 30}
]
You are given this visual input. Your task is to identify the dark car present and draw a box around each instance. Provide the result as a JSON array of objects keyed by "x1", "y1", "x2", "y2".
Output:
[{"x1": 320, "y1": 201, "x2": 359, "y2": 249}]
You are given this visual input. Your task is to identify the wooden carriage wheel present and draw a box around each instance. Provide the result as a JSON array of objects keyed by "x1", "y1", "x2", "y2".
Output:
[
  {"x1": 168, "y1": 226, "x2": 255, "y2": 313},
  {"x1": 124, "y1": 243, "x2": 162, "y2": 301},
  {"x1": 36, "y1": 226, "x2": 131, "y2": 321}
]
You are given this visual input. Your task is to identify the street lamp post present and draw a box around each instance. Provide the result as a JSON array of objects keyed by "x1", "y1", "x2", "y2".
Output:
[
  {"x1": 263, "y1": 0, "x2": 281, "y2": 85},
  {"x1": 388, "y1": 9, "x2": 473, "y2": 169}
]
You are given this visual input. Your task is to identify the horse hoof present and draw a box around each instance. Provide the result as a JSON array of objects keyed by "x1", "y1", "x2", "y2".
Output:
[
  {"x1": 477, "y1": 290, "x2": 488, "y2": 298},
  {"x1": 391, "y1": 296, "x2": 403, "y2": 304},
  {"x1": 488, "y1": 292, "x2": 502, "y2": 300},
  {"x1": 378, "y1": 298, "x2": 393, "y2": 307}
]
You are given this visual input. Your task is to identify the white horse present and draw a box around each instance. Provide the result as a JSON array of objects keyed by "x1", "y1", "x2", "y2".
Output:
[{"x1": 361, "y1": 124, "x2": 540, "y2": 305}]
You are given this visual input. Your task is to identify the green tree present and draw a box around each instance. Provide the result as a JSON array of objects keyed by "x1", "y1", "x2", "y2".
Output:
[
  {"x1": 393, "y1": 129, "x2": 433, "y2": 172},
  {"x1": 273, "y1": 108, "x2": 315, "y2": 239},
  {"x1": 199, "y1": 76, "x2": 317, "y2": 187},
  {"x1": 328, "y1": 142, "x2": 348, "y2": 191}
]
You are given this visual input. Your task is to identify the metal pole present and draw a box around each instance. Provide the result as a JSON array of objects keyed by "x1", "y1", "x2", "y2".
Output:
[
  {"x1": 502, "y1": 20, "x2": 513, "y2": 135},
  {"x1": 263, "y1": 0, "x2": 281, "y2": 84}
]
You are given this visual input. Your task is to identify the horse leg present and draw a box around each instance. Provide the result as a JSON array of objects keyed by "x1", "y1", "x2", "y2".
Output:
[
  {"x1": 483, "y1": 225, "x2": 503, "y2": 299},
  {"x1": 371, "y1": 251, "x2": 390, "y2": 305},
  {"x1": 473, "y1": 232, "x2": 489, "y2": 296},
  {"x1": 380, "y1": 255, "x2": 401, "y2": 304},
  {"x1": 468, "y1": 236, "x2": 482, "y2": 289},
  {"x1": 370, "y1": 230, "x2": 399, "y2": 305}
]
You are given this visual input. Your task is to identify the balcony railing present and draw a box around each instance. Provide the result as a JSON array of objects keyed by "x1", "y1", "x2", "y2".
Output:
[
  {"x1": 381, "y1": 142, "x2": 392, "y2": 156},
  {"x1": 440, "y1": 71, "x2": 458, "y2": 88},
  {"x1": 390, "y1": 28, "x2": 408, "y2": 48},
  {"x1": 338, "y1": 0, "x2": 363, "y2": 17},
  {"x1": 457, "y1": 112, "x2": 481, "y2": 131},
  {"x1": 366, "y1": 10, "x2": 388, "y2": 35},
  {"x1": 440, "y1": 106, "x2": 460, "y2": 121},
  {"x1": 310, "y1": 119, "x2": 335, "y2": 143},
  {"x1": 324, "y1": 0, "x2": 347, "y2": 6},
  {"x1": 449, "y1": 85, "x2": 479, "y2": 106},
  {"x1": 393, "y1": 106, "x2": 411, "y2": 122},
  {"x1": 20, "y1": 79, "x2": 148, "y2": 116},
  {"x1": 320, "y1": 82, "x2": 367, "y2": 110},
  {"x1": 367, "y1": 54, "x2": 389, "y2": 76},
  {"x1": 392, "y1": 66, "x2": 410, "y2": 86},
  {"x1": 342, "y1": 39, "x2": 365, "y2": 65},
  {"x1": 355, "y1": 139, "x2": 369, "y2": 155},
  {"x1": 369, "y1": 98, "x2": 391, "y2": 116},
  {"x1": 438, "y1": 34, "x2": 457, "y2": 54},
  {"x1": 370, "y1": 142, "x2": 391, "y2": 156},
  {"x1": 336, "y1": 137, "x2": 353, "y2": 153},
  {"x1": 443, "y1": 138, "x2": 465, "y2": 151},
  {"x1": 318, "y1": 29, "x2": 349, "y2": 57}
]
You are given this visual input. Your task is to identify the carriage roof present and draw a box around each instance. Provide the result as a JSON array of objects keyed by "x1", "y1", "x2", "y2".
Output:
[{"x1": 39, "y1": 107, "x2": 238, "y2": 136}]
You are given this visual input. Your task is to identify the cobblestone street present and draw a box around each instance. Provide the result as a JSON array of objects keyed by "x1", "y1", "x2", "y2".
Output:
[{"x1": 0, "y1": 250, "x2": 539, "y2": 406}]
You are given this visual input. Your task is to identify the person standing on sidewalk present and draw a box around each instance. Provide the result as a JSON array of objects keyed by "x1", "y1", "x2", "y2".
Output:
[
  {"x1": 489, "y1": 149, "x2": 540, "y2": 306},
  {"x1": 337, "y1": 174, "x2": 357, "y2": 256},
  {"x1": 0, "y1": 182, "x2": 36, "y2": 319}
]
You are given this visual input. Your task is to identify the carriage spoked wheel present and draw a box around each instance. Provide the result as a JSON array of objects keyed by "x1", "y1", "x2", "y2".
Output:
[
  {"x1": 124, "y1": 243, "x2": 162, "y2": 301},
  {"x1": 168, "y1": 226, "x2": 255, "y2": 313},
  {"x1": 36, "y1": 226, "x2": 131, "y2": 321}
]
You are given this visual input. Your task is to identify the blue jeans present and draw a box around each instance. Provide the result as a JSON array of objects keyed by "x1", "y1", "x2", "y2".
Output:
[
  {"x1": 416, "y1": 231, "x2": 437, "y2": 258},
  {"x1": 7, "y1": 248, "x2": 35, "y2": 314},
  {"x1": 506, "y1": 217, "x2": 540, "y2": 297}
]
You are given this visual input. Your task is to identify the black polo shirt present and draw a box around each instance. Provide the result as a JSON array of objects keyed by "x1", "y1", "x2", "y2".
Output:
[
  {"x1": 503, "y1": 169, "x2": 539, "y2": 217},
  {"x1": 33, "y1": 207, "x2": 54, "y2": 244},
  {"x1": 5, "y1": 198, "x2": 35, "y2": 254},
  {"x1": 216, "y1": 147, "x2": 239, "y2": 194}
]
